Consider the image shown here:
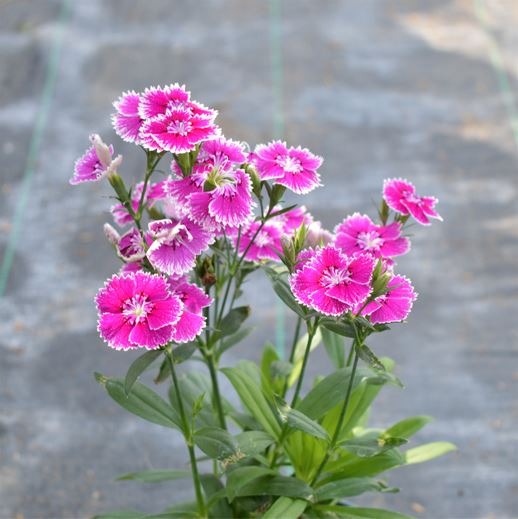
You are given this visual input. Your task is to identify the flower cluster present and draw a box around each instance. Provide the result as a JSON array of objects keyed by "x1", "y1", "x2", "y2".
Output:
[{"x1": 71, "y1": 83, "x2": 440, "y2": 347}]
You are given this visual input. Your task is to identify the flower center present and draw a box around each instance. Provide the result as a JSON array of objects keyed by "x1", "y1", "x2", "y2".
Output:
[
  {"x1": 123, "y1": 294, "x2": 154, "y2": 324},
  {"x1": 167, "y1": 119, "x2": 192, "y2": 136},
  {"x1": 357, "y1": 230, "x2": 383, "y2": 251},
  {"x1": 277, "y1": 155, "x2": 302, "y2": 174},
  {"x1": 322, "y1": 266, "x2": 350, "y2": 287},
  {"x1": 255, "y1": 230, "x2": 271, "y2": 247}
]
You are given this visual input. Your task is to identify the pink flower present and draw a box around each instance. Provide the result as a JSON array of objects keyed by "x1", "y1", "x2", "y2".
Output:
[
  {"x1": 290, "y1": 246, "x2": 375, "y2": 316},
  {"x1": 272, "y1": 205, "x2": 311, "y2": 234},
  {"x1": 112, "y1": 91, "x2": 144, "y2": 144},
  {"x1": 196, "y1": 137, "x2": 247, "y2": 170},
  {"x1": 146, "y1": 218, "x2": 213, "y2": 275},
  {"x1": 96, "y1": 272, "x2": 183, "y2": 350},
  {"x1": 252, "y1": 141, "x2": 323, "y2": 194},
  {"x1": 138, "y1": 84, "x2": 190, "y2": 119},
  {"x1": 383, "y1": 178, "x2": 442, "y2": 225},
  {"x1": 71, "y1": 134, "x2": 122, "y2": 185},
  {"x1": 168, "y1": 277, "x2": 212, "y2": 343},
  {"x1": 103, "y1": 223, "x2": 120, "y2": 245},
  {"x1": 334, "y1": 213, "x2": 410, "y2": 259},
  {"x1": 236, "y1": 221, "x2": 283, "y2": 262},
  {"x1": 140, "y1": 107, "x2": 218, "y2": 154},
  {"x1": 188, "y1": 169, "x2": 254, "y2": 229},
  {"x1": 117, "y1": 227, "x2": 146, "y2": 262},
  {"x1": 360, "y1": 275, "x2": 417, "y2": 324},
  {"x1": 305, "y1": 221, "x2": 333, "y2": 248}
]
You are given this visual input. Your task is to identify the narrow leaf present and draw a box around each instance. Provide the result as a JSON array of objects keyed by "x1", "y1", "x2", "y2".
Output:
[
  {"x1": 275, "y1": 396, "x2": 329, "y2": 441},
  {"x1": 404, "y1": 442, "x2": 456, "y2": 464},
  {"x1": 356, "y1": 343, "x2": 386, "y2": 372},
  {"x1": 125, "y1": 350, "x2": 162, "y2": 395},
  {"x1": 321, "y1": 327, "x2": 346, "y2": 369},
  {"x1": 271, "y1": 279, "x2": 307, "y2": 318},
  {"x1": 316, "y1": 477, "x2": 398, "y2": 501},
  {"x1": 313, "y1": 505, "x2": 413, "y2": 519},
  {"x1": 194, "y1": 427, "x2": 238, "y2": 460},
  {"x1": 226, "y1": 466, "x2": 275, "y2": 502},
  {"x1": 117, "y1": 469, "x2": 190, "y2": 483},
  {"x1": 218, "y1": 306, "x2": 250, "y2": 337},
  {"x1": 385, "y1": 416, "x2": 432, "y2": 439},
  {"x1": 320, "y1": 319, "x2": 356, "y2": 338},
  {"x1": 219, "y1": 326, "x2": 254, "y2": 355},
  {"x1": 262, "y1": 497, "x2": 307, "y2": 519},
  {"x1": 93, "y1": 512, "x2": 143, "y2": 519}
]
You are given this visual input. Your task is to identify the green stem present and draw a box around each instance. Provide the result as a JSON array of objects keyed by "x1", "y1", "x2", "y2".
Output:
[
  {"x1": 311, "y1": 343, "x2": 361, "y2": 485},
  {"x1": 205, "y1": 350, "x2": 227, "y2": 429},
  {"x1": 281, "y1": 316, "x2": 302, "y2": 398},
  {"x1": 165, "y1": 350, "x2": 207, "y2": 518}
]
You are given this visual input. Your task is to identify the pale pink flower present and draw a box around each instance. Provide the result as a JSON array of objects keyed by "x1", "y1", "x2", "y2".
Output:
[
  {"x1": 290, "y1": 246, "x2": 375, "y2": 316},
  {"x1": 112, "y1": 91, "x2": 144, "y2": 144},
  {"x1": 383, "y1": 178, "x2": 442, "y2": 226},
  {"x1": 272, "y1": 205, "x2": 311, "y2": 234},
  {"x1": 103, "y1": 223, "x2": 120, "y2": 245},
  {"x1": 360, "y1": 275, "x2": 417, "y2": 324},
  {"x1": 146, "y1": 218, "x2": 213, "y2": 275},
  {"x1": 71, "y1": 134, "x2": 122, "y2": 185},
  {"x1": 196, "y1": 137, "x2": 246, "y2": 170},
  {"x1": 96, "y1": 272, "x2": 183, "y2": 350},
  {"x1": 305, "y1": 221, "x2": 333, "y2": 248},
  {"x1": 140, "y1": 107, "x2": 218, "y2": 154},
  {"x1": 335, "y1": 213, "x2": 410, "y2": 259},
  {"x1": 252, "y1": 141, "x2": 323, "y2": 194},
  {"x1": 167, "y1": 277, "x2": 212, "y2": 343}
]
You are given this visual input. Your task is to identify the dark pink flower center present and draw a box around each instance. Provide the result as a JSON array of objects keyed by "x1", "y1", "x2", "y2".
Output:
[
  {"x1": 357, "y1": 230, "x2": 383, "y2": 251},
  {"x1": 123, "y1": 293, "x2": 154, "y2": 324}
]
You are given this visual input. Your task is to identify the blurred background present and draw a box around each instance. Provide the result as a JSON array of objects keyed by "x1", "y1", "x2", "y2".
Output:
[{"x1": 1, "y1": 0, "x2": 517, "y2": 517}]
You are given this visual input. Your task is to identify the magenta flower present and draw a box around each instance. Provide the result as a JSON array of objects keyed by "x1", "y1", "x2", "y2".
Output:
[
  {"x1": 383, "y1": 178, "x2": 442, "y2": 226},
  {"x1": 146, "y1": 218, "x2": 213, "y2": 275},
  {"x1": 71, "y1": 134, "x2": 122, "y2": 185},
  {"x1": 290, "y1": 246, "x2": 375, "y2": 316},
  {"x1": 112, "y1": 91, "x2": 144, "y2": 144},
  {"x1": 361, "y1": 275, "x2": 417, "y2": 324},
  {"x1": 96, "y1": 272, "x2": 183, "y2": 350},
  {"x1": 117, "y1": 227, "x2": 146, "y2": 262},
  {"x1": 252, "y1": 141, "x2": 323, "y2": 194},
  {"x1": 140, "y1": 107, "x2": 218, "y2": 154},
  {"x1": 188, "y1": 169, "x2": 254, "y2": 229},
  {"x1": 335, "y1": 213, "x2": 410, "y2": 260},
  {"x1": 236, "y1": 221, "x2": 283, "y2": 262},
  {"x1": 196, "y1": 137, "x2": 247, "y2": 169},
  {"x1": 138, "y1": 84, "x2": 190, "y2": 119},
  {"x1": 168, "y1": 277, "x2": 213, "y2": 343}
]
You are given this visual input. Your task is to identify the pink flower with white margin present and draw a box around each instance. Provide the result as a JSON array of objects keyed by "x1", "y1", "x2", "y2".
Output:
[
  {"x1": 146, "y1": 218, "x2": 213, "y2": 276},
  {"x1": 334, "y1": 213, "x2": 410, "y2": 260},
  {"x1": 112, "y1": 91, "x2": 144, "y2": 144},
  {"x1": 196, "y1": 137, "x2": 247, "y2": 170},
  {"x1": 305, "y1": 221, "x2": 333, "y2": 248},
  {"x1": 140, "y1": 106, "x2": 219, "y2": 154},
  {"x1": 167, "y1": 277, "x2": 212, "y2": 343},
  {"x1": 360, "y1": 275, "x2": 417, "y2": 324},
  {"x1": 70, "y1": 134, "x2": 122, "y2": 185},
  {"x1": 290, "y1": 246, "x2": 375, "y2": 316},
  {"x1": 252, "y1": 141, "x2": 323, "y2": 194},
  {"x1": 103, "y1": 223, "x2": 120, "y2": 245},
  {"x1": 236, "y1": 220, "x2": 284, "y2": 262},
  {"x1": 96, "y1": 271, "x2": 183, "y2": 350},
  {"x1": 188, "y1": 168, "x2": 254, "y2": 229},
  {"x1": 117, "y1": 227, "x2": 146, "y2": 262},
  {"x1": 383, "y1": 178, "x2": 442, "y2": 226}
]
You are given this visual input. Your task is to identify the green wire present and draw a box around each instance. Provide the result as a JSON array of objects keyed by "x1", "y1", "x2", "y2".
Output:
[
  {"x1": 269, "y1": 0, "x2": 286, "y2": 358},
  {"x1": 0, "y1": 0, "x2": 70, "y2": 297}
]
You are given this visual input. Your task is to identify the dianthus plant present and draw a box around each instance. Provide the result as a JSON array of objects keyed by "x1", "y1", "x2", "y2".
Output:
[{"x1": 73, "y1": 84, "x2": 454, "y2": 519}]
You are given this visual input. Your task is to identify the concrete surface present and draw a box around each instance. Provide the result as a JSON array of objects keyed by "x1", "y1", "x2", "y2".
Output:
[{"x1": 0, "y1": 0, "x2": 517, "y2": 518}]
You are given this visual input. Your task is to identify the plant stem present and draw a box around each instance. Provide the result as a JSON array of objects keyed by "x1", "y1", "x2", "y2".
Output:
[
  {"x1": 165, "y1": 350, "x2": 207, "y2": 518},
  {"x1": 205, "y1": 350, "x2": 227, "y2": 429},
  {"x1": 280, "y1": 316, "x2": 302, "y2": 398},
  {"x1": 310, "y1": 345, "x2": 360, "y2": 485}
]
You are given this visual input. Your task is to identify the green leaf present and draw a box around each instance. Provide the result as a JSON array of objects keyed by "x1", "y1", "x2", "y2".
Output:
[
  {"x1": 385, "y1": 416, "x2": 432, "y2": 439},
  {"x1": 325, "y1": 448, "x2": 405, "y2": 478},
  {"x1": 93, "y1": 512, "x2": 143, "y2": 519},
  {"x1": 315, "y1": 477, "x2": 398, "y2": 501},
  {"x1": 117, "y1": 469, "x2": 190, "y2": 483},
  {"x1": 172, "y1": 342, "x2": 197, "y2": 364},
  {"x1": 271, "y1": 278, "x2": 307, "y2": 318},
  {"x1": 313, "y1": 505, "x2": 413, "y2": 519},
  {"x1": 219, "y1": 326, "x2": 255, "y2": 355},
  {"x1": 320, "y1": 319, "x2": 356, "y2": 338},
  {"x1": 235, "y1": 430, "x2": 275, "y2": 457},
  {"x1": 262, "y1": 497, "x2": 307, "y2": 519},
  {"x1": 226, "y1": 466, "x2": 276, "y2": 502},
  {"x1": 218, "y1": 306, "x2": 250, "y2": 337},
  {"x1": 222, "y1": 363, "x2": 281, "y2": 439},
  {"x1": 321, "y1": 327, "x2": 346, "y2": 369},
  {"x1": 356, "y1": 343, "x2": 386, "y2": 372},
  {"x1": 200, "y1": 474, "x2": 232, "y2": 519},
  {"x1": 153, "y1": 358, "x2": 170, "y2": 384},
  {"x1": 98, "y1": 376, "x2": 181, "y2": 430},
  {"x1": 340, "y1": 431, "x2": 407, "y2": 457},
  {"x1": 404, "y1": 442, "x2": 456, "y2": 464},
  {"x1": 274, "y1": 396, "x2": 329, "y2": 441},
  {"x1": 194, "y1": 427, "x2": 238, "y2": 460},
  {"x1": 125, "y1": 350, "x2": 163, "y2": 395},
  {"x1": 231, "y1": 474, "x2": 314, "y2": 501},
  {"x1": 288, "y1": 329, "x2": 322, "y2": 387}
]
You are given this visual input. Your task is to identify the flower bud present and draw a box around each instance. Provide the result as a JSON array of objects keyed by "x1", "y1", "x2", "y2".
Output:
[{"x1": 243, "y1": 164, "x2": 262, "y2": 198}]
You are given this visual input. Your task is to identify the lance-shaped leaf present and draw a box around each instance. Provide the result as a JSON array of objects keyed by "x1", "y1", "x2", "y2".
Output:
[
  {"x1": 404, "y1": 442, "x2": 456, "y2": 464},
  {"x1": 321, "y1": 327, "x2": 346, "y2": 369},
  {"x1": 117, "y1": 469, "x2": 190, "y2": 483},
  {"x1": 262, "y1": 497, "x2": 307, "y2": 519},
  {"x1": 385, "y1": 416, "x2": 432, "y2": 439},
  {"x1": 339, "y1": 431, "x2": 407, "y2": 458},
  {"x1": 124, "y1": 350, "x2": 163, "y2": 395},
  {"x1": 315, "y1": 477, "x2": 398, "y2": 501},
  {"x1": 313, "y1": 505, "x2": 413, "y2": 519},
  {"x1": 194, "y1": 427, "x2": 238, "y2": 460}
]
